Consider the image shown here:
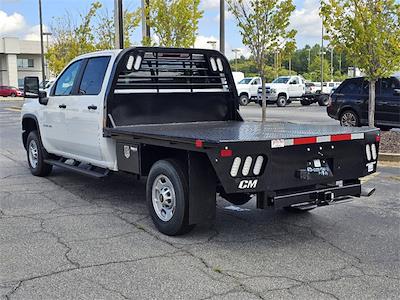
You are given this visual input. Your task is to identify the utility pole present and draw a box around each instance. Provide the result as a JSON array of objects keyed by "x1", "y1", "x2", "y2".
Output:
[
  {"x1": 43, "y1": 32, "x2": 52, "y2": 80},
  {"x1": 219, "y1": 0, "x2": 225, "y2": 54},
  {"x1": 141, "y1": 0, "x2": 150, "y2": 42},
  {"x1": 38, "y1": 0, "x2": 46, "y2": 88},
  {"x1": 232, "y1": 48, "x2": 240, "y2": 72},
  {"x1": 114, "y1": 0, "x2": 124, "y2": 49},
  {"x1": 288, "y1": 56, "x2": 292, "y2": 75},
  {"x1": 307, "y1": 48, "x2": 311, "y2": 71},
  {"x1": 330, "y1": 47, "x2": 334, "y2": 82},
  {"x1": 338, "y1": 52, "x2": 342, "y2": 75},
  {"x1": 320, "y1": 19, "x2": 324, "y2": 93}
]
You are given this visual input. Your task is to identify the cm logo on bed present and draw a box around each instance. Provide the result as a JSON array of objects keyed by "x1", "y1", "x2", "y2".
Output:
[{"x1": 238, "y1": 179, "x2": 258, "y2": 189}]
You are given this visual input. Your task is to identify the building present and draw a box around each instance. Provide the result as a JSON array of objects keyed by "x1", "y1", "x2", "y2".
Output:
[{"x1": 0, "y1": 37, "x2": 46, "y2": 88}]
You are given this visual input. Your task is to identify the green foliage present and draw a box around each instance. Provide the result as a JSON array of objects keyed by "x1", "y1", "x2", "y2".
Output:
[
  {"x1": 303, "y1": 56, "x2": 331, "y2": 82},
  {"x1": 144, "y1": 0, "x2": 203, "y2": 48},
  {"x1": 321, "y1": 0, "x2": 400, "y2": 126},
  {"x1": 46, "y1": 1, "x2": 140, "y2": 75}
]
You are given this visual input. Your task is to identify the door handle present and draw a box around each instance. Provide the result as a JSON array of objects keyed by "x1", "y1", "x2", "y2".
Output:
[
  {"x1": 59, "y1": 104, "x2": 66, "y2": 109},
  {"x1": 88, "y1": 105, "x2": 97, "y2": 110}
]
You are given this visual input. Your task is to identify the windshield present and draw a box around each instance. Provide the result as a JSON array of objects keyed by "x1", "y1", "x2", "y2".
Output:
[
  {"x1": 238, "y1": 78, "x2": 252, "y2": 84},
  {"x1": 272, "y1": 77, "x2": 290, "y2": 84}
]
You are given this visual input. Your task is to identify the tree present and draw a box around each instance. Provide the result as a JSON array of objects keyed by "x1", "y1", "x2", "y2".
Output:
[
  {"x1": 144, "y1": 0, "x2": 203, "y2": 48},
  {"x1": 303, "y1": 56, "x2": 330, "y2": 82},
  {"x1": 227, "y1": 0, "x2": 296, "y2": 122},
  {"x1": 321, "y1": 0, "x2": 400, "y2": 127},
  {"x1": 46, "y1": 1, "x2": 140, "y2": 75}
]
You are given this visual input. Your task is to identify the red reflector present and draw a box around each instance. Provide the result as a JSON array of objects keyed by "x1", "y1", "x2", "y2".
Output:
[
  {"x1": 195, "y1": 140, "x2": 203, "y2": 148},
  {"x1": 220, "y1": 149, "x2": 233, "y2": 157},
  {"x1": 293, "y1": 137, "x2": 317, "y2": 145},
  {"x1": 331, "y1": 134, "x2": 351, "y2": 142},
  {"x1": 376, "y1": 135, "x2": 381, "y2": 142}
]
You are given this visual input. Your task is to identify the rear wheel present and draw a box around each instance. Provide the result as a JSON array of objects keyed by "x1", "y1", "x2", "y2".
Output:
[
  {"x1": 10, "y1": 93, "x2": 16, "y2": 97},
  {"x1": 340, "y1": 110, "x2": 359, "y2": 127},
  {"x1": 26, "y1": 131, "x2": 52, "y2": 176},
  {"x1": 239, "y1": 94, "x2": 250, "y2": 106},
  {"x1": 146, "y1": 159, "x2": 194, "y2": 236},
  {"x1": 276, "y1": 95, "x2": 287, "y2": 107},
  {"x1": 318, "y1": 94, "x2": 329, "y2": 106},
  {"x1": 300, "y1": 99, "x2": 311, "y2": 106}
]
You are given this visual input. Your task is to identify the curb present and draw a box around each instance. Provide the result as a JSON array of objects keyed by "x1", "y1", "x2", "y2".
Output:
[
  {"x1": 379, "y1": 153, "x2": 400, "y2": 163},
  {"x1": 0, "y1": 98, "x2": 24, "y2": 101}
]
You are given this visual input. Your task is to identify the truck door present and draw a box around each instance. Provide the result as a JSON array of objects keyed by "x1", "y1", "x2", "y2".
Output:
[
  {"x1": 63, "y1": 56, "x2": 111, "y2": 161},
  {"x1": 288, "y1": 77, "x2": 303, "y2": 97},
  {"x1": 41, "y1": 60, "x2": 83, "y2": 154},
  {"x1": 250, "y1": 78, "x2": 261, "y2": 97}
]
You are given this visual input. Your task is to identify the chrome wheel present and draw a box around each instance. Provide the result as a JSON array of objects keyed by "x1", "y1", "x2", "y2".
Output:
[
  {"x1": 341, "y1": 112, "x2": 357, "y2": 126},
  {"x1": 152, "y1": 174, "x2": 176, "y2": 222},
  {"x1": 28, "y1": 139, "x2": 39, "y2": 168}
]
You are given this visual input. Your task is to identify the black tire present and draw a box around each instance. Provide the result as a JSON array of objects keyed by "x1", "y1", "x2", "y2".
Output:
[
  {"x1": 10, "y1": 93, "x2": 16, "y2": 97},
  {"x1": 239, "y1": 94, "x2": 250, "y2": 106},
  {"x1": 220, "y1": 192, "x2": 252, "y2": 206},
  {"x1": 318, "y1": 95, "x2": 329, "y2": 106},
  {"x1": 26, "y1": 131, "x2": 52, "y2": 176},
  {"x1": 146, "y1": 159, "x2": 195, "y2": 236},
  {"x1": 340, "y1": 110, "x2": 360, "y2": 127},
  {"x1": 276, "y1": 95, "x2": 287, "y2": 107},
  {"x1": 284, "y1": 205, "x2": 316, "y2": 213},
  {"x1": 300, "y1": 99, "x2": 311, "y2": 106}
]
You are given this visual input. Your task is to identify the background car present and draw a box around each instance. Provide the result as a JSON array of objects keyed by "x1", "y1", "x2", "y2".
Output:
[
  {"x1": 0, "y1": 85, "x2": 23, "y2": 97},
  {"x1": 327, "y1": 76, "x2": 400, "y2": 130}
]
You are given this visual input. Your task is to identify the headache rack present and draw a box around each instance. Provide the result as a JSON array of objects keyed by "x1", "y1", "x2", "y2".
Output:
[{"x1": 114, "y1": 49, "x2": 230, "y2": 94}]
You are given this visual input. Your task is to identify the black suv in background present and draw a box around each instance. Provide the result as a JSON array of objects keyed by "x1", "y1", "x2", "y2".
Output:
[{"x1": 327, "y1": 76, "x2": 400, "y2": 130}]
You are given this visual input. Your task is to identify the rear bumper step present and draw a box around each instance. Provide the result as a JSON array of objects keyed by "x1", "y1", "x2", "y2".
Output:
[{"x1": 270, "y1": 183, "x2": 362, "y2": 209}]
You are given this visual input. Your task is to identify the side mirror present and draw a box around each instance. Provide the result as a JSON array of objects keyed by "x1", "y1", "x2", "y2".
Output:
[
  {"x1": 24, "y1": 76, "x2": 39, "y2": 98},
  {"x1": 38, "y1": 91, "x2": 48, "y2": 105}
]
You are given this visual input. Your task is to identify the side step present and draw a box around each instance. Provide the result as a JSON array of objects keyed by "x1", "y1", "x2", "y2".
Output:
[{"x1": 44, "y1": 159, "x2": 110, "y2": 178}]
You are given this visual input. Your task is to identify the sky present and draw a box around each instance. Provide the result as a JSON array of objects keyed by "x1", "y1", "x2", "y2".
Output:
[{"x1": 0, "y1": 0, "x2": 323, "y2": 59}]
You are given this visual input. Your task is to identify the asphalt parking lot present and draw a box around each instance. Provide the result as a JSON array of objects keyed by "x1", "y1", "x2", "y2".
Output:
[{"x1": 1, "y1": 99, "x2": 399, "y2": 299}]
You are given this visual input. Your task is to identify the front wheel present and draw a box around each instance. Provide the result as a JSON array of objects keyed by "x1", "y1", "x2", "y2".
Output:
[
  {"x1": 239, "y1": 94, "x2": 250, "y2": 106},
  {"x1": 146, "y1": 159, "x2": 194, "y2": 236},
  {"x1": 26, "y1": 131, "x2": 52, "y2": 176},
  {"x1": 340, "y1": 110, "x2": 359, "y2": 127},
  {"x1": 318, "y1": 95, "x2": 329, "y2": 106},
  {"x1": 276, "y1": 95, "x2": 287, "y2": 107}
]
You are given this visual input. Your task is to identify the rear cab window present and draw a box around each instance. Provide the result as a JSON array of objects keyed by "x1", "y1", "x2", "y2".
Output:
[{"x1": 79, "y1": 56, "x2": 111, "y2": 95}]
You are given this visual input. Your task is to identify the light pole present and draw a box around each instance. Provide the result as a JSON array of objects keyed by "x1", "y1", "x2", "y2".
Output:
[
  {"x1": 38, "y1": 0, "x2": 46, "y2": 88},
  {"x1": 307, "y1": 48, "x2": 311, "y2": 71},
  {"x1": 207, "y1": 40, "x2": 217, "y2": 50},
  {"x1": 232, "y1": 48, "x2": 241, "y2": 72},
  {"x1": 114, "y1": 0, "x2": 123, "y2": 49},
  {"x1": 141, "y1": 0, "x2": 150, "y2": 42},
  {"x1": 329, "y1": 46, "x2": 334, "y2": 82},
  {"x1": 219, "y1": 0, "x2": 225, "y2": 54},
  {"x1": 320, "y1": 18, "x2": 324, "y2": 93},
  {"x1": 43, "y1": 32, "x2": 52, "y2": 80}
]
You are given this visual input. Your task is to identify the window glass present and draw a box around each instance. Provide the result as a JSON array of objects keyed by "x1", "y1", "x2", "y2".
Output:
[
  {"x1": 17, "y1": 58, "x2": 34, "y2": 68},
  {"x1": 340, "y1": 79, "x2": 362, "y2": 94},
  {"x1": 272, "y1": 77, "x2": 290, "y2": 84},
  {"x1": 290, "y1": 78, "x2": 299, "y2": 84},
  {"x1": 54, "y1": 60, "x2": 82, "y2": 96},
  {"x1": 380, "y1": 77, "x2": 400, "y2": 96},
  {"x1": 239, "y1": 78, "x2": 252, "y2": 84},
  {"x1": 79, "y1": 57, "x2": 110, "y2": 95},
  {"x1": 253, "y1": 79, "x2": 261, "y2": 85}
]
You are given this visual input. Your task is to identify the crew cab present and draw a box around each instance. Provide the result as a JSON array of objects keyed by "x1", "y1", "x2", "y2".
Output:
[
  {"x1": 22, "y1": 47, "x2": 379, "y2": 236},
  {"x1": 236, "y1": 77, "x2": 261, "y2": 106}
]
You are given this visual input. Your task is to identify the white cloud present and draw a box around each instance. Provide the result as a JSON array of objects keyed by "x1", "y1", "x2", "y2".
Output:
[
  {"x1": 290, "y1": 0, "x2": 322, "y2": 39},
  {"x1": 201, "y1": 0, "x2": 220, "y2": 9},
  {"x1": 0, "y1": 10, "x2": 26, "y2": 36},
  {"x1": 24, "y1": 25, "x2": 50, "y2": 41}
]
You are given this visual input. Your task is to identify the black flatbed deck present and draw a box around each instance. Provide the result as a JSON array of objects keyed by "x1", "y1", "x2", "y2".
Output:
[{"x1": 106, "y1": 121, "x2": 377, "y2": 144}]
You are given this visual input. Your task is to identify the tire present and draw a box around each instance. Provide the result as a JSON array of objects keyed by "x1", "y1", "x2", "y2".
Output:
[
  {"x1": 340, "y1": 110, "x2": 360, "y2": 127},
  {"x1": 10, "y1": 93, "x2": 16, "y2": 97},
  {"x1": 239, "y1": 94, "x2": 250, "y2": 106},
  {"x1": 26, "y1": 131, "x2": 52, "y2": 176},
  {"x1": 300, "y1": 99, "x2": 311, "y2": 106},
  {"x1": 220, "y1": 192, "x2": 252, "y2": 206},
  {"x1": 276, "y1": 95, "x2": 287, "y2": 107},
  {"x1": 284, "y1": 205, "x2": 316, "y2": 213},
  {"x1": 146, "y1": 159, "x2": 195, "y2": 236},
  {"x1": 318, "y1": 95, "x2": 329, "y2": 106}
]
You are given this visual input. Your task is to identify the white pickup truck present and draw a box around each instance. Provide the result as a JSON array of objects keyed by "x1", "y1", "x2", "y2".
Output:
[
  {"x1": 21, "y1": 47, "x2": 379, "y2": 236},
  {"x1": 257, "y1": 75, "x2": 306, "y2": 107},
  {"x1": 236, "y1": 77, "x2": 261, "y2": 105}
]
